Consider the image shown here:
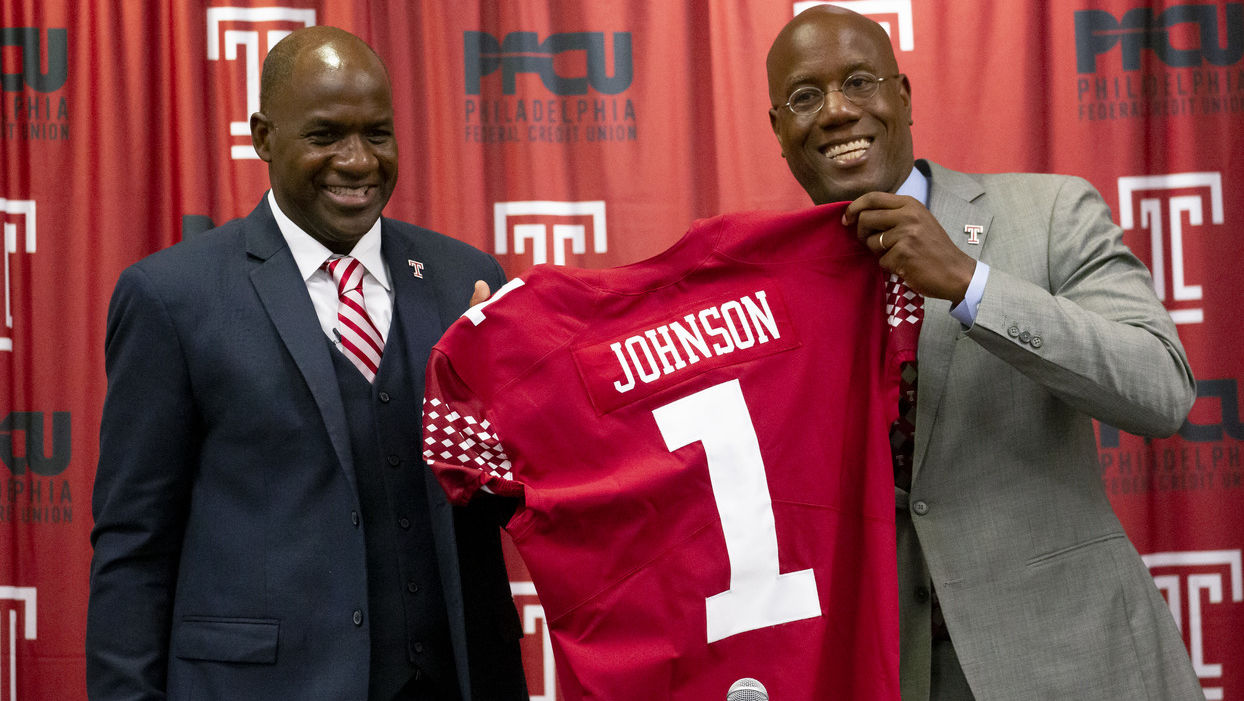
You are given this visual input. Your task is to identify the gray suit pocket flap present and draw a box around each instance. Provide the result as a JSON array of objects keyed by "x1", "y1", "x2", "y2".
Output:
[{"x1": 174, "y1": 617, "x2": 279, "y2": 663}]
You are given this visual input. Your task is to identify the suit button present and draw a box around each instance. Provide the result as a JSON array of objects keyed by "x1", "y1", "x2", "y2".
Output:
[
  {"x1": 1030, "y1": 336, "x2": 1043, "y2": 348},
  {"x1": 351, "y1": 511, "x2": 360, "y2": 527},
  {"x1": 407, "y1": 581, "x2": 419, "y2": 594},
  {"x1": 915, "y1": 586, "x2": 930, "y2": 603},
  {"x1": 1007, "y1": 325, "x2": 1020, "y2": 337},
  {"x1": 398, "y1": 517, "x2": 411, "y2": 530},
  {"x1": 1018, "y1": 330, "x2": 1032, "y2": 343},
  {"x1": 413, "y1": 642, "x2": 424, "y2": 654},
  {"x1": 387, "y1": 454, "x2": 401, "y2": 467},
  {"x1": 378, "y1": 391, "x2": 391, "y2": 403},
  {"x1": 352, "y1": 610, "x2": 363, "y2": 626},
  {"x1": 912, "y1": 500, "x2": 929, "y2": 516}
]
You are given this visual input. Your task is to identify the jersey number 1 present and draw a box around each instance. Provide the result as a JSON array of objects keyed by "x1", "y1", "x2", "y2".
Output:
[{"x1": 652, "y1": 378, "x2": 822, "y2": 644}]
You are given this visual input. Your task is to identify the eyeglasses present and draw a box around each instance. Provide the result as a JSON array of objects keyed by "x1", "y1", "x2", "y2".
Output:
[{"x1": 780, "y1": 73, "x2": 899, "y2": 116}]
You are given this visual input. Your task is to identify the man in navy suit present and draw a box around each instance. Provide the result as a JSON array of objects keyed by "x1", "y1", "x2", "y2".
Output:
[{"x1": 87, "y1": 26, "x2": 527, "y2": 700}]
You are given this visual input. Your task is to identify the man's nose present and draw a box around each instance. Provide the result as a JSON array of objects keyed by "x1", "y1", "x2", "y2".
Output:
[
  {"x1": 814, "y1": 89, "x2": 863, "y2": 127},
  {"x1": 333, "y1": 134, "x2": 378, "y2": 172}
]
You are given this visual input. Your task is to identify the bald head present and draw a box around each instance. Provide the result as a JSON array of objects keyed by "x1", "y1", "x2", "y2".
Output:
[
  {"x1": 767, "y1": 5, "x2": 898, "y2": 105},
  {"x1": 259, "y1": 26, "x2": 388, "y2": 117}
]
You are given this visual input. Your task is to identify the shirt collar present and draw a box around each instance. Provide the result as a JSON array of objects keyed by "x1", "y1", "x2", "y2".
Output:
[
  {"x1": 267, "y1": 190, "x2": 390, "y2": 290},
  {"x1": 895, "y1": 165, "x2": 929, "y2": 207}
]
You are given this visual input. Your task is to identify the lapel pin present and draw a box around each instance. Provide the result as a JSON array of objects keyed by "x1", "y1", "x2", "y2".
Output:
[
  {"x1": 408, "y1": 259, "x2": 425, "y2": 278},
  {"x1": 964, "y1": 224, "x2": 983, "y2": 245}
]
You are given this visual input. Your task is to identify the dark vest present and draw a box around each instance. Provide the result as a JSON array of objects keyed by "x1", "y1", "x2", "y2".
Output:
[{"x1": 330, "y1": 309, "x2": 459, "y2": 700}]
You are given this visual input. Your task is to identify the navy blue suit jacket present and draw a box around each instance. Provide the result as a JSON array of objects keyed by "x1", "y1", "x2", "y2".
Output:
[{"x1": 87, "y1": 198, "x2": 524, "y2": 700}]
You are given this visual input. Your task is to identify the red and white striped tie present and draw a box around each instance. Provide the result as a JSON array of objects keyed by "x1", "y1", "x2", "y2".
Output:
[{"x1": 325, "y1": 256, "x2": 384, "y2": 382}]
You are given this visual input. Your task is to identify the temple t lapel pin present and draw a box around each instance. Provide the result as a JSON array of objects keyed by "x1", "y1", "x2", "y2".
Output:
[{"x1": 964, "y1": 224, "x2": 983, "y2": 245}]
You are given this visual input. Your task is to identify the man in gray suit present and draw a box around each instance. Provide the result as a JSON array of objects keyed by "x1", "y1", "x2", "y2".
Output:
[
  {"x1": 766, "y1": 6, "x2": 1201, "y2": 699},
  {"x1": 88, "y1": 27, "x2": 526, "y2": 700}
]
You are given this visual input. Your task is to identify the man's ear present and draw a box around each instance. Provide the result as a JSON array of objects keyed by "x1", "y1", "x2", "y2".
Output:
[
  {"x1": 250, "y1": 111, "x2": 273, "y2": 162},
  {"x1": 768, "y1": 108, "x2": 785, "y2": 158},
  {"x1": 898, "y1": 74, "x2": 913, "y2": 125}
]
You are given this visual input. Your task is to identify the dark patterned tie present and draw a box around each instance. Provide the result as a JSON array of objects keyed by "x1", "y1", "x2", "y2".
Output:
[
  {"x1": 885, "y1": 274, "x2": 951, "y2": 640},
  {"x1": 886, "y1": 273, "x2": 923, "y2": 491}
]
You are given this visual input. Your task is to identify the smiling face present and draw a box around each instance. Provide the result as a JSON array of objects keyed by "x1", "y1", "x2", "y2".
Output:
[
  {"x1": 251, "y1": 31, "x2": 397, "y2": 253},
  {"x1": 767, "y1": 7, "x2": 914, "y2": 205}
]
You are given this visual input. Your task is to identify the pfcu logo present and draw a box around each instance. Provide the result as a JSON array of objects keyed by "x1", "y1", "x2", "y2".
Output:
[
  {"x1": 1099, "y1": 378, "x2": 1243, "y2": 448},
  {"x1": 206, "y1": 6, "x2": 316, "y2": 159},
  {"x1": 0, "y1": 587, "x2": 36, "y2": 701},
  {"x1": 1180, "y1": 379, "x2": 1244, "y2": 443},
  {"x1": 1075, "y1": 4, "x2": 1243, "y2": 73},
  {"x1": 792, "y1": 0, "x2": 914, "y2": 51},
  {"x1": 511, "y1": 581, "x2": 557, "y2": 701},
  {"x1": 494, "y1": 200, "x2": 607, "y2": 267},
  {"x1": 465, "y1": 31, "x2": 632, "y2": 95},
  {"x1": 1144, "y1": 550, "x2": 1242, "y2": 700},
  {"x1": 1118, "y1": 172, "x2": 1222, "y2": 325},
  {"x1": 0, "y1": 199, "x2": 36, "y2": 352},
  {"x1": 0, "y1": 412, "x2": 71, "y2": 477},
  {"x1": 0, "y1": 28, "x2": 67, "y2": 93}
]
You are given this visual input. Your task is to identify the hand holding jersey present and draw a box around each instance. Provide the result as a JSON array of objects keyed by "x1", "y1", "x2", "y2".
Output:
[
  {"x1": 469, "y1": 279, "x2": 492, "y2": 307},
  {"x1": 844, "y1": 192, "x2": 975, "y2": 305}
]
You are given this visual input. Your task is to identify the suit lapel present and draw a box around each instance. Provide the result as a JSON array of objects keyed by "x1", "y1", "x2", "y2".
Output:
[
  {"x1": 245, "y1": 198, "x2": 358, "y2": 495},
  {"x1": 383, "y1": 225, "x2": 449, "y2": 385},
  {"x1": 912, "y1": 162, "x2": 994, "y2": 479}
]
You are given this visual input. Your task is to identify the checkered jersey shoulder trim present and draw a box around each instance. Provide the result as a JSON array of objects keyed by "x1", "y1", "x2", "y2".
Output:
[{"x1": 422, "y1": 397, "x2": 514, "y2": 482}]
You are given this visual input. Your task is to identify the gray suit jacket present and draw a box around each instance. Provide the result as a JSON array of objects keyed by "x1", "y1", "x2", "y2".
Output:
[{"x1": 897, "y1": 160, "x2": 1202, "y2": 699}]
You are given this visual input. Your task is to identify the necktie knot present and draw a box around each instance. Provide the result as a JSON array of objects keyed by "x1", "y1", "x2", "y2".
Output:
[{"x1": 325, "y1": 255, "x2": 365, "y2": 296}]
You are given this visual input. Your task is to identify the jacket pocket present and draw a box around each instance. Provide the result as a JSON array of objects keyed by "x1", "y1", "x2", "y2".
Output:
[
  {"x1": 173, "y1": 616, "x2": 279, "y2": 663},
  {"x1": 1025, "y1": 532, "x2": 1126, "y2": 568}
]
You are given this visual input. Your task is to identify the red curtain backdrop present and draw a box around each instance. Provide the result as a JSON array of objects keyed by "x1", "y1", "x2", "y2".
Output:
[{"x1": 1, "y1": 1, "x2": 1240, "y2": 698}]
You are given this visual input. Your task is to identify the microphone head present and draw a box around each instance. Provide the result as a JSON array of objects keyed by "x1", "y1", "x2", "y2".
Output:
[{"x1": 726, "y1": 677, "x2": 768, "y2": 701}]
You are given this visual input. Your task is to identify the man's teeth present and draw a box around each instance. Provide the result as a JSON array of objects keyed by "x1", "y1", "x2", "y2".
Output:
[
  {"x1": 824, "y1": 138, "x2": 870, "y2": 160},
  {"x1": 328, "y1": 185, "x2": 370, "y2": 197}
]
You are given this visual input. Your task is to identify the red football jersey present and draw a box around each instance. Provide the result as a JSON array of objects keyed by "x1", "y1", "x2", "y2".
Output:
[{"x1": 422, "y1": 203, "x2": 899, "y2": 700}]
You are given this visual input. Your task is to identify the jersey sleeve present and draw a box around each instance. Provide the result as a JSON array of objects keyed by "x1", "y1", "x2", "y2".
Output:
[{"x1": 422, "y1": 347, "x2": 524, "y2": 504}]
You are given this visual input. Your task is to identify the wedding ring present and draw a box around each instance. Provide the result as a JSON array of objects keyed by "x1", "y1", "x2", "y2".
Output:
[{"x1": 879, "y1": 232, "x2": 887, "y2": 250}]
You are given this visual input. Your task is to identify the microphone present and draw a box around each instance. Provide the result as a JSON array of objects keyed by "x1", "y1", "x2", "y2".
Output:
[{"x1": 726, "y1": 677, "x2": 768, "y2": 701}]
